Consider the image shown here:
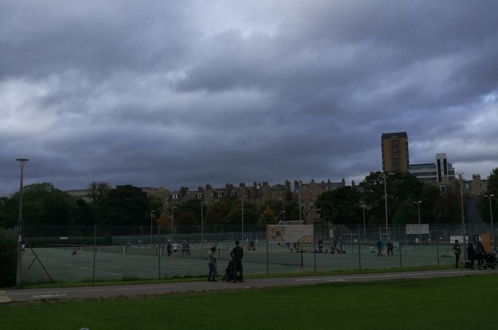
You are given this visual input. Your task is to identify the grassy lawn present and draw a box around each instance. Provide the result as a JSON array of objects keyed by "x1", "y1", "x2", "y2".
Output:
[{"x1": 1, "y1": 274, "x2": 497, "y2": 330}]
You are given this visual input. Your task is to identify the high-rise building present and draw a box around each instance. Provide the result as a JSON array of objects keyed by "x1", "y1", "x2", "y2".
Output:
[{"x1": 381, "y1": 132, "x2": 409, "y2": 172}]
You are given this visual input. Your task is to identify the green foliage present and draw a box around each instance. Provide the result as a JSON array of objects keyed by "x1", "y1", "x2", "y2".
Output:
[
  {"x1": 98, "y1": 185, "x2": 149, "y2": 226},
  {"x1": 487, "y1": 168, "x2": 498, "y2": 194},
  {"x1": 316, "y1": 186, "x2": 361, "y2": 224},
  {"x1": 0, "y1": 229, "x2": 16, "y2": 286},
  {"x1": 2, "y1": 183, "x2": 76, "y2": 226}
]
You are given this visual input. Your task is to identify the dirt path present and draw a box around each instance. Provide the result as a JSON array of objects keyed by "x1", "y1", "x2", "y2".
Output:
[{"x1": 1, "y1": 268, "x2": 491, "y2": 304}]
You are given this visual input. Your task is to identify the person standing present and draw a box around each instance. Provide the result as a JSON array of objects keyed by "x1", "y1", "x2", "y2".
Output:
[
  {"x1": 208, "y1": 246, "x2": 217, "y2": 281},
  {"x1": 376, "y1": 239, "x2": 384, "y2": 256},
  {"x1": 387, "y1": 241, "x2": 394, "y2": 256},
  {"x1": 467, "y1": 243, "x2": 475, "y2": 269},
  {"x1": 230, "y1": 240, "x2": 244, "y2": 282},
  {"x1": 452, "y1": 240, "x2": 461, "y2": 268},
  {"x1": 473, "y1": 236, "x2": 485, "y2": 270},
  {"x1": 166, "y1": 241, "x2": 172, "y2": 257}
]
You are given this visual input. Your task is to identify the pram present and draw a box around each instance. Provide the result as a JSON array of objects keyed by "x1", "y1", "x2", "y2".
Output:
[
  {"x1": 482, "y1": 252, "x2": 497, "y2": 270},
  {"x1": 222, "y1": 260, "x2": 236, "y2": 282}
]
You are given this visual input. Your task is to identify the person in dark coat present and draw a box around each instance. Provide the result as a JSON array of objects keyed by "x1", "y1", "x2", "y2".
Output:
[
  {"x1": 230, "y1": 240, "x2": 244, "y2": 282},
  {"x1": 467, "y1": 243, "x2": 475, "y2": 269},
  {"x1": 166, "y1": 241, "x2": 172, "y2": 257},
  {"x1": 473, "y1": 238, "x2": 485, "y2": 270},
  {"x1": 376, "y1": 239, "x2": 384, "y2": 256},
  {"x1": 387, "y1": 241, "x2": 394, "y2": 256},
  {"x1": 452, "y1": 240, "x2": 461, "y2": 268}
]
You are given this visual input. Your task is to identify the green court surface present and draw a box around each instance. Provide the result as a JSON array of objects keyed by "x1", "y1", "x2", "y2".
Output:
[{"x1": 21, "y1": 241, "x2": 456, "y2": 284}]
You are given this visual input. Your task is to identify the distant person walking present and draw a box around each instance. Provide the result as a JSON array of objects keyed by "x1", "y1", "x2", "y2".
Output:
[
  {"x1": 387, "y1": 241, "x2": 394, "y2": 256},
  {"x1": 230, "y1": 240, "x2": 244, "y2": 282},
  {"x1": 166, "y1": 241, "x2": 172, "y2": 257},
  {"x1": 473, "y1": 236, "x2": 485, "y2": 270},
  {"x1": 467, "y1": 243, "x2": 475, "y2": 269},
  {"x1": 207, "y1": 247, "x2": 217, "y2": 281},
  {"x1": 452, "y1": 240, "x2": 461, "y2": 268},
  {"x1": 376, "y1": 239, "x2": 384, "y2": 256}
]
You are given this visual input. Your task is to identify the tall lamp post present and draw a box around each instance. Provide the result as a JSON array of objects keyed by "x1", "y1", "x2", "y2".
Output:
[
  {"x1": 458, "y1": 174, "x2": 466, "y2": 260},
  {"x1": 360, "y1": 203, "x2": 367, "y2": 242},
  {"x1": 241, "y1": 197, "x2": 244, "y2": 241},
  {"x1": 414, "y1": 201, "x2": 422, "y2": 224},
  {"x1": 200, "y1": 202, "x2": 205, "y2": 248},
  {"x1": 150, "y1": 210, "x2": 156, "y2": 245},
  {"x1": 484, "y1": 194, "x2": 495, "y2": 248},
  {"x1": 16, "y1": 158, "x2": 29, "y2": 288},
  {"x1": 383, "y1": 172, "x2": 389, "y2": 240},
  {"x1": 170, "y1": 207, "x2": 176, "y2": 242}
]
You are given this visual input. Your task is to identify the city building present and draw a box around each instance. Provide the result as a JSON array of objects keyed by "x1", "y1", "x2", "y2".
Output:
[
  {"x1": 381, "y1": 132, "x2": 409, "y2": 172},
  {"x1": 409, "y1": 153, "x2": 456, "y2": 183}
]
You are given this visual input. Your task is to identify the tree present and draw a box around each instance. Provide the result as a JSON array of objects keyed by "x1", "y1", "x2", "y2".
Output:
[
  {"x1": 316, "y1": 186, "x2": 361, "y2": 224},
  {"x1": 99, "y1": 185, "x2": 149, "y2": 226},
  {"x1": 4, "y1": 183, "x2": 76, "y2": 226},
  {"x1": 487, "y1": 168, "x2": 498, "y2": 195}
]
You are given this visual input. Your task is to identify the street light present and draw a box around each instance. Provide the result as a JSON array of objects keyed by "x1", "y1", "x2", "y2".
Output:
[
  {"x1": 150, "y1": 210, "x2": 156, "y2": 245},
  {"x1": 200, "y1": 202, "x2": 206, "y2": 248},
  {"x1": 458, "y1": 174, "x2": 467, "y2": 260},
  {"x1": 383, "y1": 172, "x2": 389, "y2": 240},
  {"x1": 317, "y1": 208, "x2": 322, "y2": 241},
  {"x1": 414, "y1": 201, "x2": 422, "y2": 224},
  {"x1": 170, "y1": 207, "x2": 176, "y2": 242},
  {"x1": 241, "y1": 197, "x2": 244, "y2": 241},
  {"x1": 360, "y1": 203, "x2": 367, "y2": 242},
  {"x1": 484, "y1": 194, "x2": 495, "y2": 248},
  {"x1": 16, "y1": 158, "x2": 29, "y2": 288}
]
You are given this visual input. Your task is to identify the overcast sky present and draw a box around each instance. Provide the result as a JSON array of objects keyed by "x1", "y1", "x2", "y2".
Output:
[{"x1": 1, "y1": 0, "x2": 497, "y2": 196}]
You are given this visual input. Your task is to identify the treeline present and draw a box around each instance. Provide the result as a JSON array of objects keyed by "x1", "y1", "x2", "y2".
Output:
[
  {"x1": 317, "y1": 169, "x2": 498, "y2": 225},
  {"x1": 1, "y1": 169, "x2": 497, "y2": 230}
]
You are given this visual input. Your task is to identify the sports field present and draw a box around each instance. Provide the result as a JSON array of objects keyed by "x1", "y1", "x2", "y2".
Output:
[
  {"x1": 1, "y1": 274, "x2": 496, "y2": 330},
  {"x1": 21, "y1": 241, "x2": 456, "y2": 283}
]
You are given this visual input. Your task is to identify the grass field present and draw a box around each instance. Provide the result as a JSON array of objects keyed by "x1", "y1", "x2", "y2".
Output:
[{"x1": 2, "y1": 274, "x2": 497, "y2": 330}]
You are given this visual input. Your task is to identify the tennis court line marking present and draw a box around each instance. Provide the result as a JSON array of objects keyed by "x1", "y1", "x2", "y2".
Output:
[
  {"x1": 0, "y1": 291, "x2": 12, "y2": 303},
  {"x1": 80, "y1": 267, "x2": 123, "y2": 277}
]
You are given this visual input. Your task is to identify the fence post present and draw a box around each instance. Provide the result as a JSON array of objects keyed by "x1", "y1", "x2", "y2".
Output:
[
  {"x1": 266, "y1": 225, "x2": 269, "y2": 275},
  {"x1": 313, "y1": 235, "x2": 317, "y2": 272},
  {"x1": 300, "y1": 250, "x2": 304, "y2": 268},
  {"x1": 92, "y1": 224, "x2": 97, "y2": 282},
  {"x1": 436, "y1": 244, "x2": 440, "y2": 267},
  {"x1": 158, "y1": 227, "x2": 161, "y2": 279},
  {"x1": 358, "y1": 225, "x2": 362, "y2": 271},
  {"x1": 399, "y1": 240, "x2": 402, "y2": 268}
]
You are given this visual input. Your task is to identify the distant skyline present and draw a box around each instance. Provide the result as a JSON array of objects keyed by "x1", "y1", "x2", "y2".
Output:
[{"x1": 1, "y1": 1, "x2": 497, "y2": 196}]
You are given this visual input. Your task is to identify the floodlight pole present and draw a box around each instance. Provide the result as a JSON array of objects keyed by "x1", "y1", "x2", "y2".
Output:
[
  {"x1": 485, "y1": 194, "x2": 495, "y2": 248},
  {"x1": 414, "y1": 200, "x2": 422, "y2": 243},
  {"x1": 459, "y1": 174, "x2": 467, "y2": 261},
  {"x1": 171, "y1": 207, "x2": 176, "y2": 242},
  {"x1": 384, "y1": 172, "x2": 389, "y2": 240},
  {"x1": 241, "y1": 197, "x2": 244, "y2": 241},
  {"x1": 16, "y1": 158, "x2": 29, "y2": 288},
  {"x1": 201, "y1": 203, "x2": 205, "y2": 248},
  {"x1": 361, "y1": 204, "x2": 367, "y2": 242},
  {"x1": 150, "y1": 210, "x2": 156, "y2": 245}
]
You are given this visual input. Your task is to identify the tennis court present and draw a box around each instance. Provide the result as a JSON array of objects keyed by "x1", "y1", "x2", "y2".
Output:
[{"x1": 20, "y1": 240, "x2": 456, "y2": 283}]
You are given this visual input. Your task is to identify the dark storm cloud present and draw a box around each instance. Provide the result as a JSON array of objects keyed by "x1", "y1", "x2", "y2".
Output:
[{"x1": 1, "y1": 0, "x2": 498, "y2": 196}]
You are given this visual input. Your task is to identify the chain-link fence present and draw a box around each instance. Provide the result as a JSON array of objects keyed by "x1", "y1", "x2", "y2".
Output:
[{"x1": 18, "y1": 222, "x2": 495, "y2": 284}]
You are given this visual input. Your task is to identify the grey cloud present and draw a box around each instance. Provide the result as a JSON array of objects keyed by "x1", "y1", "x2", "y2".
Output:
[{"x1": 1, "y1": 1, "x2": 498, "y2": 196}]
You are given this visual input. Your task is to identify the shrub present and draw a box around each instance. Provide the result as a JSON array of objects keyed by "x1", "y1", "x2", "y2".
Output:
[{"x1": 0, "y1": 229, "x2": 17, "y2": 287}]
